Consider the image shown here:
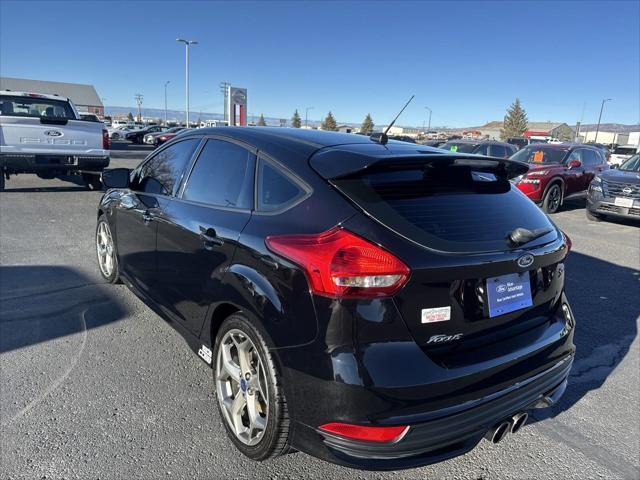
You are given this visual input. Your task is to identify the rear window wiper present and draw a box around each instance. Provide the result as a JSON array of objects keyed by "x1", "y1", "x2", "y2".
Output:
[{"x1": 507, "y1": 227, "x2": 554, "y2": 247}]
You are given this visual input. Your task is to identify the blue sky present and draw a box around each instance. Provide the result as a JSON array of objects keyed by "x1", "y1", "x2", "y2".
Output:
[{"x1": 1, "y1": 1, "x2": 638, "y2": 127}]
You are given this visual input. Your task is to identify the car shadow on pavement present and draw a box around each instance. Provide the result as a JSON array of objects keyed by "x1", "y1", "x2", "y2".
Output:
[
  {"x1": 0, "y1": 265, "x2": 128, "y2": 353},
  {"x1": 1, "y1": 174, "x2": 96, "y2": 193},
  {"x1": 529, "y1": 251, "x2": 639, "y2": 423}
]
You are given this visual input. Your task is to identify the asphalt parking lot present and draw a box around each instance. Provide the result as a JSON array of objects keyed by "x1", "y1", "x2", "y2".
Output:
[{"x1": 1, "y1": 142, "x2": 639, "y2": 479}]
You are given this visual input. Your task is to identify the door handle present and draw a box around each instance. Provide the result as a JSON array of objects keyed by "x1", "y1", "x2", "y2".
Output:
[{"x1": 199, "y1": 226, "x2": 224, "y2": 249}]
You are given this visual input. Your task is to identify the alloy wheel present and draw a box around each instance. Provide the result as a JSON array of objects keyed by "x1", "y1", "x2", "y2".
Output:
[
  {"x1": 216, "y1": 329, "x2": 269, "y2": 446},
  {"x1": 96, "y1": 221, "x2": 115, "y2": 278},
  {"x1": 548, "y1": 185, "x2": 561, "y2": 212}
]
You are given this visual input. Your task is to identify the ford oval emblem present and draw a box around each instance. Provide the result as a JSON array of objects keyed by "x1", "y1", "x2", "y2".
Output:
[
  {"x1": 44, "y1": 130, "x2": 63, "y2": 137},
  {"x1": 517, "y1": 254, "x2": 534, "y2": 268}
]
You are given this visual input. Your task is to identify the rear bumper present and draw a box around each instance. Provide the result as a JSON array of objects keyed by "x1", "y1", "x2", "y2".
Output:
[
  {"x1": 587, "y1": 196, "x2": 640, "y2": 220},
  {"x1": 279, "y1": 292, "x2": 576, "y2": 470},
  {"x1": 1, "y1": 153, "x2": 110, "y2": 173},
  {"x1": 291, "y1": 357, "x2": 572, "y2": 470}
]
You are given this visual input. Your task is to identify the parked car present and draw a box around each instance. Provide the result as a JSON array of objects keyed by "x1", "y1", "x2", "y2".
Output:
[
  {"x1": 0, "y1": 91, "x2": 109, "y2": 190},
  {"x1": 155, "y1": 128, "x2": 193, "y2": 146},
  {"x1": 144, "y1": 126, "x2": 185, "y2": 145},
  {"x1": 586, "y1": 153, "x2": 640, "y2": 222},
  {"x1": 109, "y1": 125, "x2": 140, "y2": 140},
  {"x1": 506, "y1": 137, "x2": 529, "y2": 150},
  {"x1": 439, "y1": 139, "x2": 517, "y2": 158},
  {"x1": 388, "y1": 135, "x2": 416, "y2": 143},
  {"x1": 421, "y1": 139, "x2": 448, "y2": 148},
  {"x1": 608, "y1": 145, "x2": 640, "y2": 166},
  {"x1": 510, "y1": 143, "x2": 608, "y2": 213},
  {"x1": 97, "y1": 128, "x2": 575, "y2": 470},
  {"x1": 126, "y1": 125, "x2": 167, "y2": 144}
]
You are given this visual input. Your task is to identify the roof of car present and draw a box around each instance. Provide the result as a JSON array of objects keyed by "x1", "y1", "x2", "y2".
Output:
[{"x1": 442, "y1": 139, "x2": 512, "y2": 146}]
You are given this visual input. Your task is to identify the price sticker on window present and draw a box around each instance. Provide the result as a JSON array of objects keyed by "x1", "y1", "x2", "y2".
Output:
[
  {"x1": 533, "y1": 151, "x2": 544, "y2": 163},
  {"x1": 450, "y1": 145, "x2": 458, "y2": 152}
]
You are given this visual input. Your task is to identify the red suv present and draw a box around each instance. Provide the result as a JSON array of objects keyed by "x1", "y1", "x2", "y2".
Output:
[{"x1": 510, "y1": 143, "x2": 608, "y2": 213}]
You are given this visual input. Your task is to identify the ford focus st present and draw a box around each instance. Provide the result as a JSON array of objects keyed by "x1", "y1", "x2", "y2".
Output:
[{"x1": 96, "y1": 128, "x2": 575, "y2": 470}]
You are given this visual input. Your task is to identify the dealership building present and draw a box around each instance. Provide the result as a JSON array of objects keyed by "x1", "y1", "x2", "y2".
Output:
[{"x1": 0, "y1": 77, "x2": 104, "y2": 115}]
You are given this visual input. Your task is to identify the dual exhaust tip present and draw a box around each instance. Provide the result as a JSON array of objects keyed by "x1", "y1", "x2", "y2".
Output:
[{"x1": 485, "y1": 412, "x2": 528, "y2": 444}]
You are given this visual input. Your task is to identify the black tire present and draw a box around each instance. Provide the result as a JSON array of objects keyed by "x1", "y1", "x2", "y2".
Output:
[
  {"x1": 586, "y1": 209, "x2": 602, "y2": 222},
  {"x1": 96, "y1": 215, "x2": 120, "y2": 283},
  {"x1": 0, "y1": 172, "x2": 5, "y2": 191},
  {"x1": 542, "y1": 183, "x2": 562, "y2": 214},
  {"x1": 213, "y1": 313, "x2": 290, "y2": 461}
]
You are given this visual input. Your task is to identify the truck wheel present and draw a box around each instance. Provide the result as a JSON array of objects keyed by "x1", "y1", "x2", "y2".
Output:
[{"x1": 542, "y1": 183, "x2": 562, "y2": 214}]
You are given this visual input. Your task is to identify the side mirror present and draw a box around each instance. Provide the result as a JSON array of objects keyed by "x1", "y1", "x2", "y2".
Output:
[
  {"x1": 610, "y1": 164, "x2": 618, "y2": 169},
  {"x1": 568, "y1": 159, "x2": 582, "y2": 169},
  {"x1": 101, "y1": 168, "x2": 131, "y2": 189}
]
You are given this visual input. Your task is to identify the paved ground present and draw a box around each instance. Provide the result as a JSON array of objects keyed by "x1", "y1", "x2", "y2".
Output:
[{"x1": 1, "y1": 143, "x2": 639, "y2": 479}]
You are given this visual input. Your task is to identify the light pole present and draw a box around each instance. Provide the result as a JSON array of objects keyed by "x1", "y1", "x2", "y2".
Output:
[
  {"x1": 594, "y1": 98, "x2": 611, "y2": 143},
  {"x1": 425, "y1": 106, "x2": 432, "y2": 133},
  {"x1": 176, "y1": 37, "x2": 198, "y2": 127},
  {"x1": 305, "y1": 106, "x2": 314, "y2": 128},
  {"x1": 164, "y1": 81, "x2": 170, "y2": 125}
]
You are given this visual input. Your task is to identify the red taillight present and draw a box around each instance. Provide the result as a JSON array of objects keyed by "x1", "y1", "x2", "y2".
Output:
[
  {"x1": 319, "y1": 422, "x2": 409, "y2": 443},
  {"x1": 102, "y1": 129, "x2": 109, "y2": 150},
  {"x1": 265, "y1": 227, "x2": 409, "y2": 299}
]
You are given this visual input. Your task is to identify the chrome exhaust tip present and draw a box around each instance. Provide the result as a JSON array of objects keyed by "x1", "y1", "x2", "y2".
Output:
[
  {"x1": 485, "y1": 421, "x2": 511, "y2": 444},
  {"x1": 510, "y1": 412, "x2": 528, "y2": 434}
]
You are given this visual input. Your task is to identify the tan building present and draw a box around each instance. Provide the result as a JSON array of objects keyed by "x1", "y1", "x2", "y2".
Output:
[{"x1": 578, "y1": 131, "x2": 629, "y2": 145}]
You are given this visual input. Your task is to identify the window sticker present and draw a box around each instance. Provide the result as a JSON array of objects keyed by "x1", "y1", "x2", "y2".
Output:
[
  {"x1": 450, "y1": 145, "x2": 458, "y2": 152},
  {"x1": 533, "y1": 151, "x2": 544, "y2": 163}
]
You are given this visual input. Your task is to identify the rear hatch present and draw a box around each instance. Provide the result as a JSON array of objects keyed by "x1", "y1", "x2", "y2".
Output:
[{"x1": 314, "y1": 148, "x2": 568, "y2": 363}]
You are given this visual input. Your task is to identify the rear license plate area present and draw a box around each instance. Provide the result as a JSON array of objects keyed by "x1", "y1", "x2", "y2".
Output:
[{"x1": 486, "y1": 272, "x2": 533, "y2": 318}]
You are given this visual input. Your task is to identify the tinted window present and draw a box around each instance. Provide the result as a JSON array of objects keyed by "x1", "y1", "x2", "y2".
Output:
[
  {"x1": 258, "y1": 159, "x2": 306, "y2": 212},
  {"x1": 620, "y1": 154, "x2": 640, "y2": 171},
  {"x1": 474, "y1": 144, "x2": 489, "y2": 155},
  {"x1": 182, "y1": 139, "x2": 254, "y2": 209},
  {"x1": 0, "y1": 95, "x2": 75, "y2": 119},
  {"x1": 334, "y1": 166, "x2": 555, "y2": 253},
  {"x1": 613, "y1": 147, "x2": 636, "y2": 155},
  {"x1": 440, "y1": 142, "x2": 478, "y2": 153},
  {"x1": 511, "y1": 145, "x2": 569, "y2": 164},
  {"x1": 581, "y1": 149, "x2": 598, "y2": 166},
  {"x1": 137, "y1": 139, "x2": 200, "y2": 195},
  {"x1": 565, "y1": 149, "x2": 582, "y2": 164},
  {"x1": 490, "y1": 144, "x2": 507, "y2": 158}
]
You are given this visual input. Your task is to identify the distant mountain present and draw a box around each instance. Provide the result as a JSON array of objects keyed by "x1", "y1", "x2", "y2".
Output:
[
  {"x1": 105, "y1": 106, "x2": 322, "y2": 127},
  {"x1": 574, "y1": 123, "x2": 640, "y2": 133}
]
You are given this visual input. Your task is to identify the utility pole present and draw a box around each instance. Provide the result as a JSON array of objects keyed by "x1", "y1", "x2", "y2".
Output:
[
  {"x1": 163, "y1": 81, "x2": 170, "y2": 125},
  {"x1": 220, "y1": 81, "x2": 230, "y2": 124},
  {"x1": 177, "y1": 37, "x2": 198, "y2": 127},
  {"x1": 134, "y1": 94, "x2": 143, "y2": 122},
  {"x1": 594, "y1": 98, "x2": 611, "y2": 144},
  {"x1": 305, "y1": 106, "x2": 314, "y2": 128},
  {"x1": 425, "y1": 106, "x2": 432, "y2": 133}
]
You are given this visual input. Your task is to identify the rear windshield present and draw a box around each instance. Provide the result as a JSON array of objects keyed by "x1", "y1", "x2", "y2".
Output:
[
  {"x1": 334, "y1": 165, "x2": 556, "y2": 253},
  {"x1": 510, "y1": 145, "x2": 569, "y2": 164},
  {"x1": 0, "y1": 95, "x2": 76, "y2": 119},
  {"x1": 620, "y1": 154, "x2": 640, "y2": 171},
  {"x1": 439, "y1": 142, "x2": 477, "y2": 153}
]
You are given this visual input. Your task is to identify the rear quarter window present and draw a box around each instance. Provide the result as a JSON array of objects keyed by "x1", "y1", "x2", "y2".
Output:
[{"x1": 257, "y1": 158, "x2": 308, "y2": 212}]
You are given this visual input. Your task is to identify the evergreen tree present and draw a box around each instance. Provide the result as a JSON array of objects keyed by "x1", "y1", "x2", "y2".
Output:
[
  {"x1": 361, "y1": 113, "x2": 374, "y2": 134},
  {"x1": 258, "y1": 114, "x2": 267, "y2": 126},
  {"x1": 500, "y1": 99, "x2": 528, "y2": 140},
  {"x1": 321, "y1": 111, "x2": 338, "y2": 131},
  {"x1": 291, "y1": 109, "x2": 302, "y2": 128},
  {"x1": 127, "y1": 112, "x2": 134, "y2": 121}
]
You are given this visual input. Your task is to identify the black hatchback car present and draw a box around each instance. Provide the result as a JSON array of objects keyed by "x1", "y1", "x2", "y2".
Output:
[{"x1": 97, "y1": 128, "x2": 575, "y2": 470}]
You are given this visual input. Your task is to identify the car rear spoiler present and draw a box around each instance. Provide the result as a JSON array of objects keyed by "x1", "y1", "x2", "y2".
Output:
[{"x1": 310, "y1": 150, "x2": 530, "y2": 180}]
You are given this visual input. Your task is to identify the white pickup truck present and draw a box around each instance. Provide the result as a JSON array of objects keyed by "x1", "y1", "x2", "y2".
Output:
[{"x1": 0, "y1": 91, "x2": 110, "y2": 190}]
